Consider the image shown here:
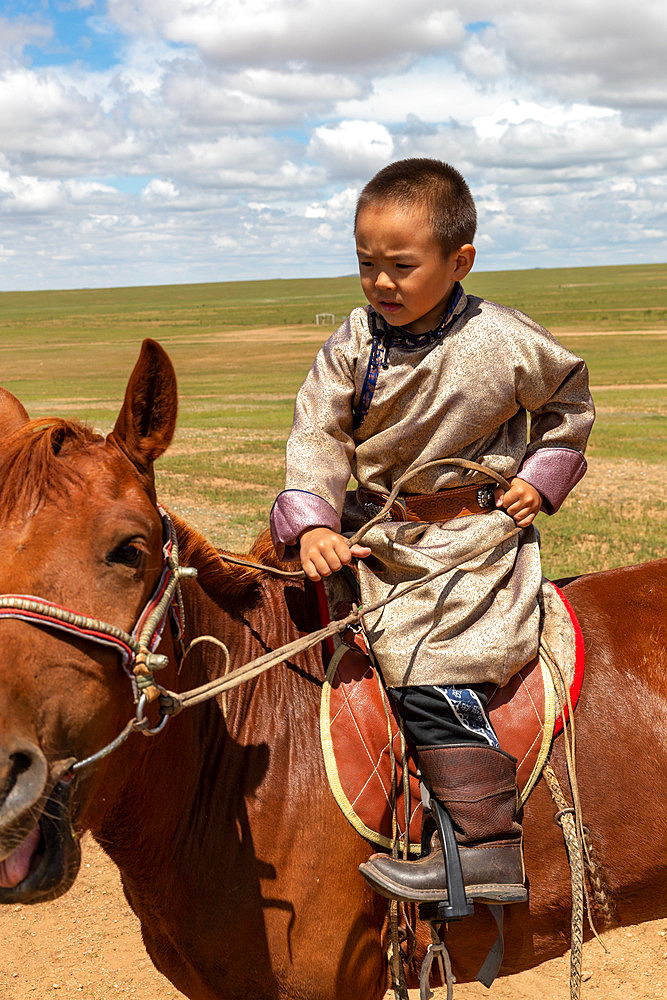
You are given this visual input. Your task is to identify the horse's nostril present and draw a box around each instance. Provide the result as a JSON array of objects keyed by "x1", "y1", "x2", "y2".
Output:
[
  {"x1": 10, "y1": 752, "x2": 32, "y2": 776},
  {"x1": 0, "y1": 741, "x2": 48, "y2": 828},
  {"x1": 0, "y1": 752, "x2": 34, "y2": 810},
  {"x1": 10, "y1": 751, "x2": 33, "y2": 782}
]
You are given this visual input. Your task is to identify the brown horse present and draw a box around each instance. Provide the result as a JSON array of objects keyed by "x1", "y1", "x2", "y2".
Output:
[{"x1": 0, "y1": 340, "x2": 665, "y2": 1000}]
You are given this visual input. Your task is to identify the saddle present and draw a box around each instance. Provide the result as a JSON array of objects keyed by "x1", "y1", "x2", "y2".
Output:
[{"x1": 318, "y1": 577, "x2": 585, "y2": 852}]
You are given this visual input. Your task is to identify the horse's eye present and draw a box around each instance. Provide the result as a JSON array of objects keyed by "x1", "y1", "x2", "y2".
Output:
[{"x1": 108, "y1": 543, "x2": 143, "y2": 568}]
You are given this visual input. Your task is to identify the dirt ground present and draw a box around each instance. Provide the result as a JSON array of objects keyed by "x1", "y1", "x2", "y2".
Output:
[{"x1": 0, "y1": 835, "x2": 665, "y2": 1000}]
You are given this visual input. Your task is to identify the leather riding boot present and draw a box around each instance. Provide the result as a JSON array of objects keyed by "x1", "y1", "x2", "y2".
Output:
[{"x1": 359, "y1": 744, "x2": 527, "y2": 904}]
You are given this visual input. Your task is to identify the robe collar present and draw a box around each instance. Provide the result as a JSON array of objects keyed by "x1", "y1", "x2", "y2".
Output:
[{"x1": 368, "y1": 282, "x2": 467, "y2": 350}]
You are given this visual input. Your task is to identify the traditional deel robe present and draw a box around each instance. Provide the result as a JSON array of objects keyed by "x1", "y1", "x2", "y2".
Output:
[{"x1": 271, "y1": 286, "x2": 595, "y2": 689}]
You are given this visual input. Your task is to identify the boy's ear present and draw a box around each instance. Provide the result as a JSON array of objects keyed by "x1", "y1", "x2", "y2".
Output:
[{"x1": 452, "y1": 244, "x2": 476, "y2": 280}]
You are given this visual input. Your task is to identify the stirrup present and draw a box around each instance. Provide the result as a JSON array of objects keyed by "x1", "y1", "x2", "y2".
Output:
[{"x1": 418, "y1": 798, "x2": 474, "y2": 923}]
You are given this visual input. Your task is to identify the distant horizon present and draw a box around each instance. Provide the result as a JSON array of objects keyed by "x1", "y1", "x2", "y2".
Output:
[{"x1": 2, "y1": 258, "x2": 666, "y2": 298}]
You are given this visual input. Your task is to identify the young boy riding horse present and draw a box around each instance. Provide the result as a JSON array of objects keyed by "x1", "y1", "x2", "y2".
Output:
[{"x1": 270, "y1": 158, "x2": 594, "y2": 907}]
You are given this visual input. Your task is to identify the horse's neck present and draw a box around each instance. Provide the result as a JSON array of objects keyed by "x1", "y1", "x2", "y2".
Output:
[
  {"x1": 179, "y1": 569, "x2": 321, "y2": 733},
  {"x1": 100, "y1": 566, "x2": 319, "y2": 860},
  {"x1": 179, "y1": 582, "x2": 258, "y2": 735}
]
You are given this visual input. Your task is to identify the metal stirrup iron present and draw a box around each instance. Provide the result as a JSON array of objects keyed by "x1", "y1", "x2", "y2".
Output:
[{"x1": 418, "y1": 799, "x2": 474, "y2": 923}]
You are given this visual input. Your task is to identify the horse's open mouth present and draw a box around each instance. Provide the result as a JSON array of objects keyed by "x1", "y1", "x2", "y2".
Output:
[{"x1": 0, "y1": 779, "x2": 81, "y2": 903}]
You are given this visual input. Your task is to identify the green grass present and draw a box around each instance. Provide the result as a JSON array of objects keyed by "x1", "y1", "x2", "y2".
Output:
[
  {"x1": 555, "y1": 333, "x2": 667, "y2": 385},
  {"x1": 0, "y1": 263, "x2": 665, "y2": 576},
  {"x1": 465, "y1": 263, "x2": 667, "y2": 331},
  {"x1": 587, "y1": 416, "x2": 666, "y2": 464},
  {"x1": 581, "y1": 386, "x2": 666, "y2": 465},
  {"x1": 537, "y1": 489, "x2": 666, "y2": 579},
  {"x1": 0, "y1": 262, "x2": 665, "y2": 343}
]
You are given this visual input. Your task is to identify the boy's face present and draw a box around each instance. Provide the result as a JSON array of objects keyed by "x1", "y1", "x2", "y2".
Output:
[{"x1": 355, "y1": 201, "x2": 474, "y2": 335}]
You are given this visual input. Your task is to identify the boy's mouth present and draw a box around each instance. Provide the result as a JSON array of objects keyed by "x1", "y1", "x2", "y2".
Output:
[{"x1": 379, "y1": 300, "x2": 402, "y2": 313}]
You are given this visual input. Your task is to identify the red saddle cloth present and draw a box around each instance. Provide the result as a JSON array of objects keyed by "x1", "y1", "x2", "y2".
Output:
[{"x1": 318, "y1": 583, "x2": 584, "y2": 852}]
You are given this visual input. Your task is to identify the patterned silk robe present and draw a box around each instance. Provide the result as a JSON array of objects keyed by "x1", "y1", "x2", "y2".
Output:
[{"x1": 271, "y1": 288, "x2": 594, "y2": 688}]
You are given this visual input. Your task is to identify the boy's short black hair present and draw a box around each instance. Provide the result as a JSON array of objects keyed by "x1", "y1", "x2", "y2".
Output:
[{"x1": 355, "y1": 158, "x2": 477, "y2": 258}]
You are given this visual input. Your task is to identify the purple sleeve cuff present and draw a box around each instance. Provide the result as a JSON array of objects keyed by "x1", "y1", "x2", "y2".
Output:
[
  {"x1": 269, "y1": 490, "x2": 342, "y2": 561},
  {"x1": 517, "y1": 447, "x2": 587, "y2": 514}
]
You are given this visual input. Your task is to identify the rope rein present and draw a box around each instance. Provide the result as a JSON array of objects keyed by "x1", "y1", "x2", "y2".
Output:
[
  {"x1": 0, "y1": 460, "x2": 513, "y2": 766},
  {"x1": 162, "y1": 459, "x2": 518, "y2": 719},
  {"x1": 217, "y1": 457, "x2": 512, "y2": 577},
  {"x1": 167, "y1": 523, "x2": 521, "y2": 717}
]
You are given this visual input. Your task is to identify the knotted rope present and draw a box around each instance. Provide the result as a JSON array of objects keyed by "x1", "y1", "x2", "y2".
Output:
[
  {"x1": 420, "y1": 923, "x2": 456, "y2": 1000},
  {"x1": 540, "y1": 639, "x2": 609, "y2": 1000}
]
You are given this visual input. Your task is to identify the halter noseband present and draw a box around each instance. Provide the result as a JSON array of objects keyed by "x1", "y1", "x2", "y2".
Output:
[{"x1": 0, "y1": 507, "x2": 197, "y2": 770}]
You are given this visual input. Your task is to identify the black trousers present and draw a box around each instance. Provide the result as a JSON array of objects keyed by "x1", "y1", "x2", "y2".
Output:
[{"x1": 389, "y1": 684, "x2": 499, "y2": 749}]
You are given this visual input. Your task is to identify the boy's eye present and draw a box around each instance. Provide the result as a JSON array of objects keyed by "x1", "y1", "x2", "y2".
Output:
[{"x1": 396, "y1": 262, "x2": 415, "y2": 270}]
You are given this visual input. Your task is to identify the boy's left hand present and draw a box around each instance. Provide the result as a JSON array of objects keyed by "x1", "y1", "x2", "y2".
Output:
[{"x1": 495, "y1": 477, "x2": 543, "y2": 527}]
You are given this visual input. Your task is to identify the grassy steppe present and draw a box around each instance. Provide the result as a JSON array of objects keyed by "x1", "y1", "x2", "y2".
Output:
[
  {"x1": 0, "y1": 263, "x2": 665, "y2": 578},
  {"x1": 1, "y1": 262, "x2": 665, "y2": 337}
]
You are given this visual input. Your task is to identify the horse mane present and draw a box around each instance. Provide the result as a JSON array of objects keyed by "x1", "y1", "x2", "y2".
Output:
[
  {"x1": 0, "y1": 417, "x2": 102, "y2": 516},
  {"x1": 169, "y1": 511, "x2": 301, "y2": 599}
]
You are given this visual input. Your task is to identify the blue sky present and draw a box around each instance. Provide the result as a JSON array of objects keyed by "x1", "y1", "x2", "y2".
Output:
[
  {"x1": 21, "y1": 1, "x2": 118, "y2": 71},
  {"x1": 0, "y1": 0, "x2": 665, "y2": 290}
]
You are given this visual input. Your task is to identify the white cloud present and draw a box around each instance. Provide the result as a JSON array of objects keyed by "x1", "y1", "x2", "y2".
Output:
[
  {"x1": 305, "y1": 187, "x2": 358, "y2": 221},
  {"x1": 472, "y1": 100, "x2": 615, "y2": 141},
  {"x1": 142, "y1": 177, "x2": 179, "y2": 201},
  {"x1": 0, "y1": 16, "x2": 52, "y2": 67},
  {"x1": 0, "y1": 69, "x2": 91, "y2": 133},
  {"x1": 212, "y1": 233, "x2": 239, "y2": 250},
  {"x1": 68, "y1": 179, "x2": 121, "y2": 201},
  {"x1": 160, "y1": 62, "x2": 365, "y2": 126},
  {"x1": 0, "y1": 0, "x2": 664, "y2": 290},
  {"x1": 108, "y1": 0, "x2": 465, "y2": 69},
  {"x1": 307, "y1": 121, "x2": 394, "y2": 179},
  {"x1": 0, "y1": 171, "x2": 64, "y2": 212},
  {"x1": 458, "y1": 32, "x2": 508, "y2": 81},
  {"x1": 464, "y1": 1, "x2": 667, "y2": 107}
]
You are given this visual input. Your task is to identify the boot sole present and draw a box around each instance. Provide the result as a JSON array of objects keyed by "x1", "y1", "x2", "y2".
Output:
[{"x1": 359, "y1": 863, "x2": 527, "y2": 905}]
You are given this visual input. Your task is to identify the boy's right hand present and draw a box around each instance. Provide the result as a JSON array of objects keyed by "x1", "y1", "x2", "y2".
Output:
[{"x1": 299, "y1": 527, "x2": 371, "y2": 582}]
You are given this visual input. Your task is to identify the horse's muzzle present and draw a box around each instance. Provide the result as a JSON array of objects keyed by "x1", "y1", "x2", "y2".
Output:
[{"x1": 0, "y1": 742, "x2": 81, "y2": 903}]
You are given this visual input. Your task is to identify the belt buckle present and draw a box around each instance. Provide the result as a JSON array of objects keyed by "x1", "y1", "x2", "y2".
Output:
[
  {"x1": 363, "y1": 500, "x2": 392, "y2": 522},
  {"x1": 476, "y1": 484, "x2": 496, "y2": 509}
]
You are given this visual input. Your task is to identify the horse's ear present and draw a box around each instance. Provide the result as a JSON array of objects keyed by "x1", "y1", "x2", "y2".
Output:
[
  {"x1": 108, "y1": 339, "x2": 177, "y2": 472},
  {"x1": 0, "y1": 388, "x2": 30, "y2": 440}
]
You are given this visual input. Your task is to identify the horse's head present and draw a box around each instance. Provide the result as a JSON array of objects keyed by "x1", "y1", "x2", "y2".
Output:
[{"x1": 0, "y1": 339, "x2": 178, "y2": 903}]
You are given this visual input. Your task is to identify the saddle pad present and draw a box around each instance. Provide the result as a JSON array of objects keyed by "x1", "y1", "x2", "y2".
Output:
[{"x1": 319, "y1": 580, "x2": 584, "y2": 853}]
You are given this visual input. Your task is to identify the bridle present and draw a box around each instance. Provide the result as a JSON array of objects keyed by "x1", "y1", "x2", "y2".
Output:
[{"x1": 0, "y1": 507, "x2": 197, "y2": 773}]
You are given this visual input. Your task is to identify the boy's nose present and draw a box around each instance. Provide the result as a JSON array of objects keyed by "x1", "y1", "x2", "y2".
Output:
[{"x1": 375, "y1": 270, "x2": 395, "y2": 290}]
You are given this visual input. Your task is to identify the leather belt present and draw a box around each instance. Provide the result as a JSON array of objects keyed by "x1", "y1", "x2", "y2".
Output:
[{"x1": 357, "y1": 481, "x2": 497, "y2": 524}]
